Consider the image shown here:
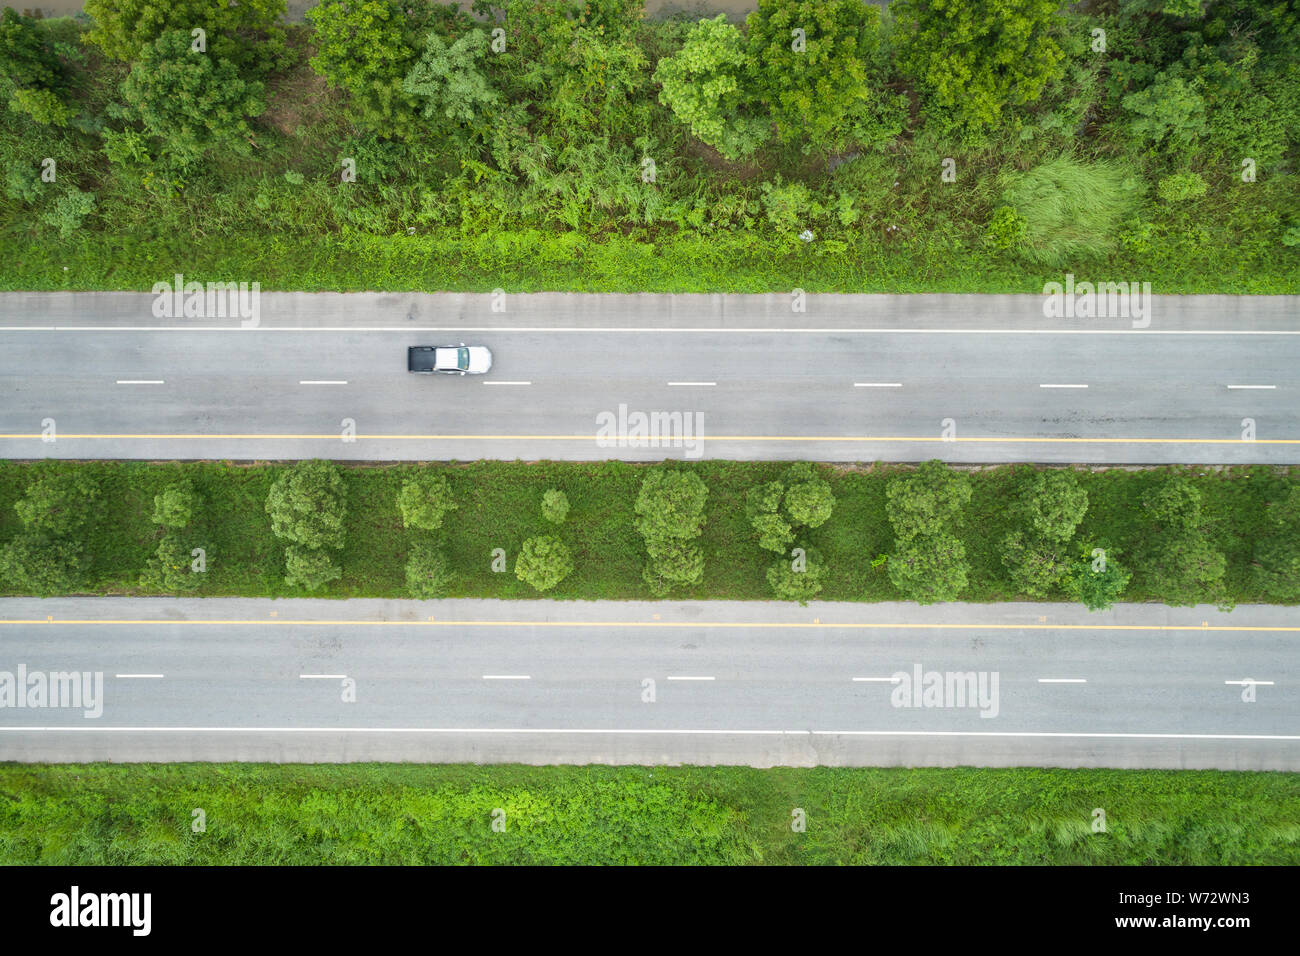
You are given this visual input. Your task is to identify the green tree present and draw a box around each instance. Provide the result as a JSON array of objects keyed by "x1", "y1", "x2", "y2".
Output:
[
  {"x1": 306, "y1": 0, "x2": 430, "y2": 141},
  {"x1": 1001, "y1": 530, "x2": 1069, "y2": 598},
  {"x1": 887, "y1": 534, "x2": 969, "y2": 604},
  {"x1": 893, "y1": 0, "x2": 1065, "y2": 139},
  {"x1": 541, "y1": 489, "x2": 570, "y2": 525},
  {"x1": 117, "y1": 30, "x2": 265, "y2": 166},
  {"x1": 139, "y1": 534, "x2": 201, "y2": 593},
  {"x1": 635, "y1": 469, "x2": 708, "y2": 543},
  {"x1": 744, "y1": 0, "x2": 884, "y2": 148},
  {"x1": 0, "y1": 534, "x2": 86, "y2": 595},
  {"x1": 1143, "y1": 476, "x2": 1202, "y2": 532},
  {"x1": 767, "y1": 547, "x2": 825, "y2": 605},
  {"x1": 783, "y1": 464, "x2": 834, "y2": 529},
  {"x1": 745, "y1": 481, "x2": 794, "y2": 554},
  {"x1": 885, "y1": 460, "x2": 971, "y2": 542},
  {"x1": 84, "y1": 0, "x2": 288, "y2": 71},
  {"x1": 1145, "y1": 531, "x2": 1228, "y2": 607},
  {"x1": 14, "y1": 469, "x2": 99, "y2": 537},
  {"x1": 1, "y1": 8, "x2": 72, "y2": 126},
  {"x1": 397, "y1": 472, "x2": 457, "y2": 532},
  {"x1": 515, "y1": 535, "x2": 574, "y2": 592},
  {"x1": 1063, "y1": 545, "x2": 1131, "y2": 612},
  {"x1": 402, "y1": 29, "x2": 498, "y2": 127},
  {"x1": 642, "y1": 537, "x2": 704, "y2": 596},
  {"x1": 1023, "y1": 470, "x2": 1088, "y2": 543},
  {"x1": 406, "y1": 542, "x2": 454, "y2": 599},
  {"x1": 653, "y1": 15, "x2": 768, "y2": 161},
  {"x1": 284, "y1": 545, "x2": 342, "y2": 592},
  {"x1": 1123, "y1": 73, "x2": 1207, "y2": 147},
  {"x1": 152, "y1": 481, "x2": 198, "y2": 529},
  {"x1": 1253, "y1": 487, "x2": 1300, "y2": 602},
  {"x1": 265, "y1": 460, "x2": 347, "y2": 550}
]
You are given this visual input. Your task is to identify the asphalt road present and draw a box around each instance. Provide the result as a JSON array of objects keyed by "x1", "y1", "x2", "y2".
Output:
[
  {"x1": 1, "y1": 597, "x2": 1295, "y2": 769},
  {"x1": 1, "y1": 292, "x2": 1297, "y2": 464}
]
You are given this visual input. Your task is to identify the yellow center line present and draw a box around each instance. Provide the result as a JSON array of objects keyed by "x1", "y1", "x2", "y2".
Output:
[
  {"x1": 1, "y1": 434, "x2": 1298, "y2": 444},
  {"x1": 1, "y1": 619, "x2": 1297, "y2": 632}
]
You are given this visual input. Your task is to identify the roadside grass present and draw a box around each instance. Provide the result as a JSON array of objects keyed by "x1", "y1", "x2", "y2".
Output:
[
  {"x1": 2, "y1": 228, "x2": 1295, "y2": 294},
  {"x1": 0, "y1": 763, "x2": 1295, "y2": 864},
  {"x1": 0, "y1": 459, "x2": 1292, "y2": 604}
]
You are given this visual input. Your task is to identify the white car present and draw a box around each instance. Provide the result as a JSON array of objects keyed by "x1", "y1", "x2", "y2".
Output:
[{"x1": 408, "y1": 344, "x2": 493, "y2": 375}]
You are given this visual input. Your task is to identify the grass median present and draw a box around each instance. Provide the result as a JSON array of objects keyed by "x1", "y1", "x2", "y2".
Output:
[{"x1": 0, "y1": 459, "x2": 1294, "y2": 604}]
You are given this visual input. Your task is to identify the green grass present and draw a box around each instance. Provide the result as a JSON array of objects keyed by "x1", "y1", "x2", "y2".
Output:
[
  {"x1": 0, "y1": 226, "x2": 1295, "y2": 294},
  {"x1": 0, "y1": 763, "x2": 1295, "y2": 864},
  {"x1": 0, "y1": 459, "x2": 1293, "y2": 604},
  {"x1": 1001, "y1": 158, "x2": 1141, "y2": 266}
]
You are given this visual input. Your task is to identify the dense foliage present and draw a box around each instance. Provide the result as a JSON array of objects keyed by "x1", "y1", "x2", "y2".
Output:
[{"x1": 0, "y1": 1, "x2": 1293, "y2": 292}]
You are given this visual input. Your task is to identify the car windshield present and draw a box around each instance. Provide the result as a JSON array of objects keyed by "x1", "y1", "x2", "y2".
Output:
[{"x1": 457, "y1": 347, "x2": 470, "y2": 370}]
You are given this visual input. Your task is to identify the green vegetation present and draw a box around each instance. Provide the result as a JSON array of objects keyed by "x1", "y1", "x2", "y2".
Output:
[
  {"x1": 0, "y1": 763, "x2": 1295, "y2": 864},
  {"x1": 265, "y1": 460, "x2": 346, "y2": 592},
  {"x1": 1, "y1": 459, "x2": 1294, "y2": 607},
  {"x1": 0, "y1": 2, "x2": 1295, "y2": 293}
]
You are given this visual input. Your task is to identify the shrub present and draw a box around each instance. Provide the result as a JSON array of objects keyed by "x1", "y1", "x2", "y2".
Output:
[
  {"x1": 14, "y1": 469, "x2": 99, "y2": 536},
  {"x1": 636, "y1": 468, "x2": 708, "y2": 595},
  {"x1": 38, "y1": 188, "x2": 95, "y2": 238},
  {"x1": 265, "y1": 460, "x2": 347, "y2": 550},
  {"x1": 767, "y1": 547, "x2": 825, "y2": 605},
  {"x1": 1253, "y1": 487, "x2": 1300, "y2": 602},
  {"x1": 885, "y1": 460, "x2": 971, "y2": 542},
  {"x1": 541, "y1": 489, "x2": 569, "y2": 525},
  {"x1": 784, "y1": 467, "x2": 835, "y2": 528},
  {"x1": 152, "y1": 481, "x2": 198, "y2": 529},
  {"x1": 1023, "y1": 470, "x2": 1088, "y2": 543},
  {"x1": 985, "y1": 206, "x2": 1027, "y2": 251},
  {"x1": 406, "y1": 543, "x2": 454, "y2": 599},
  {"x1": 1001, "y1": 531, "x2": 1068, "y2": 598},
  {"x1": 0, "y1": 534, "x2": 86, "y2": 595},
  {"x1": 138, "y1": 534, "x2": 201, "y2": 593},
  {"x1": 284, "y1": 545, "x2": 342, "y2": 592},
  {"x1": 8, "y1": 87, "x2": 73, "y2": 127},
  {"x1": 515, "y1": 535, "x2": 573, "y2": 592},
  {"x1": 1062, "y1": 545, "x2": 1131, "y2": 612},
  {"x1": 0, "y1": 8, "x2": 66, "y2": 92},
  {"x1": 84, "y1": 0, "x2": 287, "y2": 70},
  {"x1": 1157, "y1": 171, "x2": 1208, "y2": 203},
  {"x1": 397, "y1": 472, "x2": 457, "y2": 531},
  {"x1": 887, "y1": 534, "x2": 969, "y2": 604},
  {"x1": 745, "y1": 481, "x2": 793, "y2": 553}
]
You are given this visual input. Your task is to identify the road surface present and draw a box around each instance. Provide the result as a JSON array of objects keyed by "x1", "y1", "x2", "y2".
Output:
[
  {"x1": 2, "y1": 292, "x2": 1297, "y2": 464},
  {"x1": 0, "y1": 597, "x2": 1295, "y2": 769}
]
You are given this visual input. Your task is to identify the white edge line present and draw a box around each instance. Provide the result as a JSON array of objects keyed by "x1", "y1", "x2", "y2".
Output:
[
  {"x1": 114, "y1": 674, "x2": 164, "y2": 679},
  {"x1": 667, "y1": 382, "x2": 716, "y2": 387},
  {"x1": 1, "y1": 727, "x2": 1298, "y2": 740},
  {"x1": 483, "y1": 381, "x2": 531, "y2": 386},
  {"x1": 1226, "y1": 384, "x2": 1276, "y2": 389},
  {"x1": 114, "y1": 380, "x2": 164, "y2": 385},
  {"x1": 1224, "y1": 680, "x2": 1275, "y2": 686}
]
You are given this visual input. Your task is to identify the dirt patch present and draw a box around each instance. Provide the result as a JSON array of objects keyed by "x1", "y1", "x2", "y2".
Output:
[{"x1": 261, "y1": 47, "x2": 342, "y2": 139}]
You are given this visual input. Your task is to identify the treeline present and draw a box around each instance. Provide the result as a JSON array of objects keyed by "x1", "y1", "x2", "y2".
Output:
[
  {"x1": 1, "y1": 459, "x2": 1296, "y2": 608},
  {"x1": 0, "y1": 1, "x2": 1296, "y2": 290}
]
